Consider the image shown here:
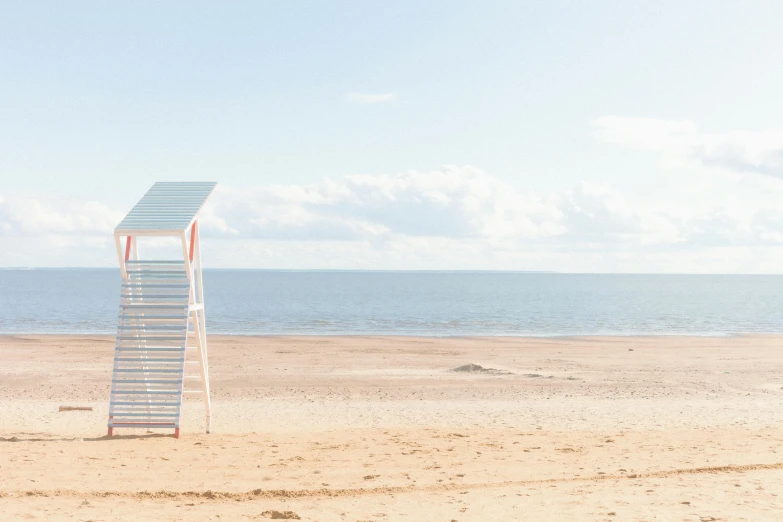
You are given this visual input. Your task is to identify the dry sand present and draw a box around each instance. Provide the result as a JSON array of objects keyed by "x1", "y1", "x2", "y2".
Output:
[{"x1": 2, "y1": 334, "x2": 783, "y2": 521}]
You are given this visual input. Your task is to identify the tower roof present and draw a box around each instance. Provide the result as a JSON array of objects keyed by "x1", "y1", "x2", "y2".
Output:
[{"x1": 115, "y1": 182, "x2": 217, "y2": 234}]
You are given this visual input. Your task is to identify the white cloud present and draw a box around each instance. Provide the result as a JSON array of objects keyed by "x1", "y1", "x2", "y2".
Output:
[
  {"x1": 5, "y1": 166, "x2": 783, "y2": 271},
  {"x1": 0, "y1": 194, "x2": 120, "y2": 236},
  {"x1": 594, "y1": 116, "x2": 783, "y2": 177},
  {"x1": 205, "y1": 166, "x2": 565, "y2": 241},
  {"x1": 345, "y1": 92, "x2": 397, "y2": 104},
  {"x1": 560, "y1": 182, "x2": 682, "y2": 245}
]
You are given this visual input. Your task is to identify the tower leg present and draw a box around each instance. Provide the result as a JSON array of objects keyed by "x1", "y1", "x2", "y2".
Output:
[
  {"x1": 108, "y1": 427, "x2": 113, "y2": 437},
  {"x1": 174, "y1": 428, "x2": 180, "y2": 439}
]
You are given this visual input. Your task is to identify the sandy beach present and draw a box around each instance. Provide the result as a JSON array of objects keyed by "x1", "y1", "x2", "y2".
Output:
[{"x1": 2, "y1": 334, "x2": 783, "y2": 521}]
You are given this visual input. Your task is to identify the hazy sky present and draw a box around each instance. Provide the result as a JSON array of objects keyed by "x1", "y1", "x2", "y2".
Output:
[{"x1": 3, "y1": 1, "x2": 783, "y2": 271}]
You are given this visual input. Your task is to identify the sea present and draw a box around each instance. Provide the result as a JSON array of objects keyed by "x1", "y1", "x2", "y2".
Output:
[{"x1": 1, "y1": 269, "x2": 782, "y2": 336}]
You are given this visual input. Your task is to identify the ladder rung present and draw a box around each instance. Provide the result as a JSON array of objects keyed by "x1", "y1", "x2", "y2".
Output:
[
  {"x1": 111, "y1": 379, "x2": 182, "y2": 384},
  {"x1": 115, "y1": 369, "x2": 183, "y2": 373},
  {"x1": 118, "y1": 325, "x2": 186, "y2": 330},
  {"x1": 127, "y1": 269, "x2": 186, "y2": 273},
  {"x1": 120, "y1": 293, "x2": 190, "y2": 302},
  {"x1": 123, "y1": 283, "x2": 190, "y2": 287},
  {"x1": 111, "y1": 405, "x2": 181, "y2": 410},
  {"x1": 125, "y1": 260, "x2": 183, "y2": 264},
  {"x1": 111, "y1": 400, "x2": 180, "y2": 405},
  {"x1": 115, "y1": 356, "x2": 183, "y2": 360},
  {"x1": 116, "y1": 348, "x2": 185, "y2": 352},
  {"x1": 125, "y1": 260, "x2": 184, "y2": 264},
  {"x1": 121, "y1": 315, "x2": 186, "y2": 320},
  {"x1": 110, "y1": 412, "x2": 180, "y2": 418},
  {"x1": 112, "y1": 390, "x2": 180, "y2": 395},
  {"x1": 121, "y1": 303, "x2": 188, "y2": 312},
  {"x1": 117, "y1": 336, "x2": 185, "y2": 341},
  {"x1": 108, "y1": 423, "x2": 178, "y2": 429}
]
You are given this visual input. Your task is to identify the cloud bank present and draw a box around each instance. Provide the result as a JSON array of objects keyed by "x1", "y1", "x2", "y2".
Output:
[
  {"x1": 595, "y1": 116, "x2": 783, "y2": 177},
  {"x1": 205, "y1": 167, "x2": 564, "y2": 241},
  {"x1": 4, "y1": 164, "x2": 783, "y2": 271},
  {"x1": 0, "y1": 194, "x2": 119, "y2": 236},
  {"x1": 5, "y1": 118, "x2": 783, "y2": 271}
]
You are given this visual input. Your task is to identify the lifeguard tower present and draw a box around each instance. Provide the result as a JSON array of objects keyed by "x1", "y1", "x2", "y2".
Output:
[{"x1": 107, "y1": 182, "x2": 216, "y2": 438}]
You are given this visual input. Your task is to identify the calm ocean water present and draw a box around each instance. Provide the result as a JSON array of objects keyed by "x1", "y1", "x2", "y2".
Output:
[{"x1": 1, "y1": 269, "x2": 782, "y2": 336}]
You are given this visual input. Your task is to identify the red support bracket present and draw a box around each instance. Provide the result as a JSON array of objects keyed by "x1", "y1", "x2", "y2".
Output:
[{"x1": 189, "y1": 221, "x2": 198, "y2": 262}]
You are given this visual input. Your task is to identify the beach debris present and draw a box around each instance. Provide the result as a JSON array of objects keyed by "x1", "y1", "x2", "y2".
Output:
[
  {"x1": 58, "y1": 406, "x2": 93, "y2": 412},
  {"x1": 259, "y1": 510, "x2": 301, "y2": 520},
  {"x1": 451, "y1": 363, "x2": 511, "y2": 375}
]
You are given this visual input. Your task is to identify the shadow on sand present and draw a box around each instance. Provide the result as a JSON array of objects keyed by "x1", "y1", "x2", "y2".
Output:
[
  {"x1": 1, "y1": 436, "x2": 82, "y2": 442},
  {"x1": 1, "y1": 433, "x2": 177, "y2": 442},
  {"x1": 84, "y1": 433, "x2": 176, "y2": 442}
]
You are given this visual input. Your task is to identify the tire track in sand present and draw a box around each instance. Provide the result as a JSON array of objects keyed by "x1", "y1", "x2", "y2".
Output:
[{"x1": 2, "y1": 461, "x2": 782, "y2": 501}]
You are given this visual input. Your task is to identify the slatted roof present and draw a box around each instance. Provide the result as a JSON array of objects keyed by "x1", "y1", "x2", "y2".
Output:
[{"x1": 115, "y1": 182, "x2": 217, "y2": 233}]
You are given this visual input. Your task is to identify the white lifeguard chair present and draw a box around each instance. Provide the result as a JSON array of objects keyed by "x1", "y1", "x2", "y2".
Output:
[{"x1": 107, "y1": 182, "x2": 216, "y2": 438}]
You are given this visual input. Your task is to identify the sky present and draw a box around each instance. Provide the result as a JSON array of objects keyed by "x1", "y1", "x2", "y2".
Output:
[{"x1": 3, "y1": 1, "x2": 783, "y2": 272}]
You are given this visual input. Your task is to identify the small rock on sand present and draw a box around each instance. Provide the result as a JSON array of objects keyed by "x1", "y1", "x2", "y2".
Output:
[{"x1": 260, "y1": 510, "x2": 301, "y2": 520}]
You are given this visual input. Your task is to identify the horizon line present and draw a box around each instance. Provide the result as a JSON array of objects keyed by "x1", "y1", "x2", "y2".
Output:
[{"x1": 3, "y1": 267, "x2": 783, "y2": 276}]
